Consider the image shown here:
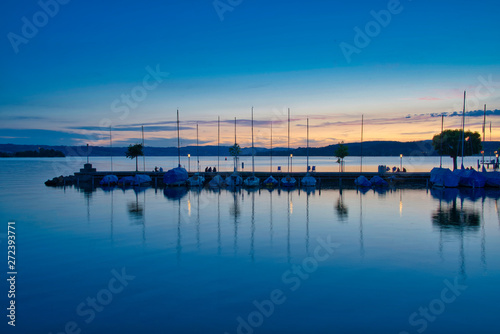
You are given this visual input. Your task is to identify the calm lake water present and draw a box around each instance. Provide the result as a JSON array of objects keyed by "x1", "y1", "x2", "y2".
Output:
[{"x1": 1, "y1": 158, "x2": 500, "y2": 334}]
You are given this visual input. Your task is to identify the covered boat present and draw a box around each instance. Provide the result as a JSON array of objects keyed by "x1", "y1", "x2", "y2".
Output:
[
  {"x1": 263, "y1": 175, "x2": 278, "y2": 187},
  {"x1": 225, "y1": 169, "x2": 243, "y2": 187},
  {"x1": 209, "y1": 174, "x2": 225, "y2": 188},
  {"x1": 483, "y1": 171, "x2": 500, "y2": 187},
  {"x1": 243, "y1": 175, "x2": 260, "y2": 187},
  {"x1": 453, "y1": 168, "x2": 486, "y2": 188},
  {"x1": 187, "y1": 172, "x2": 205, "y2": 187},
  {"x1": 370, "y1": 175, "x2": 388, "y2": 187},
  {"x1": 301, "y1": 173, "x2": 316, "y2": 187},
  {"x1": 430, "y1": 167, "x2": 459, "y2": 188},
  {"x1": 354, "y1": 175, "x2": 371, "y2": 187},
  {"x1": 164, "y1": 166, "x2": 188, "y2": 186},
  {"x1": 118, "y1": 176, "x2": 135, "y2": 186},
  {"x1": 134, "y1": 174, "x2": 152, "y2": 186},
  {"x1": 100, "y1": 174, "x2": 118, "y2": 186},
  {"x1": 281, "y1": 175, "x2": 296, "y2": 187}
]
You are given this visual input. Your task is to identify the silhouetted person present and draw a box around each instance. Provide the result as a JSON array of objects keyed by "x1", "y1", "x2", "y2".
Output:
[
  {"x1": 208, "y1": 167, "x2": 212, "y2": 172},
  {"x1": 213, "y1": 167, "x2": 217, "y2": 173}
]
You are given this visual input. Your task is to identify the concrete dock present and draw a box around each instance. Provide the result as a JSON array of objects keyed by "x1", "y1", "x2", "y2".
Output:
[{"x1": 67, "y1": 163, "x2": 430, "y2": 187}]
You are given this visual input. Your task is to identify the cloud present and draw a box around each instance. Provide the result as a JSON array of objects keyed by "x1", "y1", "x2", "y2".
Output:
[
  {"x1": 0, "y1": 129, "x2": 86, "y2": 145},
  {"x1": 111, "y1": 137, "x2": 208, "y2": 147},
  {"x1": 2, "y1": 116, "x2": 49, "y2": 121},
  {"x1": 430, "y1": 109, "x2": 500, "y2": 118},
  {"x1": 68, "y1": 125, "x2": 193, "y2": 132},
  {"x1": 418, "y1": 97, "x2": 442, "y2": 101},
  {"x1": 400, "y1": 131, "x2": 436, "y2": 135}
]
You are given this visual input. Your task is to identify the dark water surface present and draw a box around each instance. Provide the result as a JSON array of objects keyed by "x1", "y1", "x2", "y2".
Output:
[{"x1": 1, "y1": 159, "x2": 499, "y2": 334}]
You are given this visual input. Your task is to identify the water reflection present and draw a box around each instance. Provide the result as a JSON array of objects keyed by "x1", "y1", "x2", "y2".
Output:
[
  {"x1": 127, "y1": 187, "x2": 147, "y2": 242},
  {"x1": 335, "y1": 188, "x2": 348, "y2": 222},
  {"x1": 229, "y1": 189, "x2": 241, "y2": 254},
  {"x1": 65, "y1": 185, "x2": 500, "y2": 268},
  {"x1": 359, "y1": 192, "x2": 364, "y2": 258},
  {"x1": 432, "y1": 189, "x2": 483, "y2": 279},
  {"x1": 431, "y1": 187, "x2": 500, "y2": 203},
  {"x1": 432, "y1": 199, "x2": 480, "y2": 231},
  {"x1": 164, "y1": 187, "x2": 188, "y2": 200}
]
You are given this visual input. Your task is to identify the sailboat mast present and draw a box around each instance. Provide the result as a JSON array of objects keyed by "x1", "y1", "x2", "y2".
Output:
[
  {"x1": 461, "y1": 91, "x2": 466, "y2": 169},
  {"x1": 177, "y1": 109, "x2": 181, "y2": 168},
  {"x1": 218, "y1": 116, "x2": 220, "y2": 172},
  {"x1": 251, "y1": 107, "x2": 255, "y2": 174},
  {"x1": 234, "y1": 117, "x2": 237, "y2": 171},
  {"x1": 360, "y1": 114, "x2": 364, "y2": 173},
  {"x1": 287, "y1": 108, "x2": 290, "y2": 174},
  {"x1": 142, "y1": 125, "x2": 145, "y2": 172},
  {"x1": 270, "y1": 121, "x2": 273, "y2": 173},
  {"x1": 483, "y1": 104, "x2": 486, "y2": 169},
  {"x1": 440, "y1": 114, "x2": 444, "y2": 168},
  {"x1": 196, "y1": 123, "x2": 199, "y2": 173},
  {"x1": 306, "y1": 117, "x2": 309, "y2": 172},
  {"x1": 109, "y1": 126, "x2": 113, "y2": 172}
]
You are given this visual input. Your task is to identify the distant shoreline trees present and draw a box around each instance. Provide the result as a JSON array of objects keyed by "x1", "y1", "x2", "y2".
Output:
[{"x1": 0, "y1": 148, "x2": 65, "y2": 158}]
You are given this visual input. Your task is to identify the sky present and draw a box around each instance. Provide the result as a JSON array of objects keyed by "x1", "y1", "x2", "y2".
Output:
[{"x1": 1, "y1": 0, "x2": 499, "y2": 148}]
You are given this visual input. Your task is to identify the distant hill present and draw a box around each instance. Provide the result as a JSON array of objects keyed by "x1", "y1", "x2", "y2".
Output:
[
  {"x1": 0, "y1": 147, "x2": 65, "y2": 157},
  {"x1": 1, "y1": 141, "x2": 499, "y2": 157}
]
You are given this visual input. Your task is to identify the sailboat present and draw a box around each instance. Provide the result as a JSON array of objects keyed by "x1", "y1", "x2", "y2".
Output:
[
  {"x1": 281, "y1": 108, "x2": 296, "y2": 187},
  {"x1": 244, "y1": 107, "x2": 260, "y2": 187},
  {"x1": 209, "y1": 116, "x2": 225, "y2": 188},
  {"x1": 452, "y1": 92, "x2": 486, "y2": 188},
  {"x1": 187, "y1": 123, "x2": 205, "y2": 187},
  {"x1": 225, "y1": 117, "x2": 243, "y2": 187},
  {"x1": 100, "y1": 126, "x2": 118, "y2": 186},
  {"x1": 264, "y1": 121, "x2": 278, "y2": 187},
  {"x1": 301, "y1": 117, "x2": 316, "y2": 187},
  {"x1": 481, "y1": 104, "x2": 500, "y2": 187},
  {"x1": 430, "y1": 113, "x2": 459, "y2": 188},
  {"x1": 164, "y1": 110, "x2": 188, "y2": 186}
]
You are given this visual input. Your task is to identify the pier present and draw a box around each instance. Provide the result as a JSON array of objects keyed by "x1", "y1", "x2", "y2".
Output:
[{"x1": 49, "y1": 163, "x2": 431, "y2": 188}]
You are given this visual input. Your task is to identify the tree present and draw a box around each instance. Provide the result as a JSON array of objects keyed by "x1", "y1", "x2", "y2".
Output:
[
  {"x1": 229, "y1": 143, "x2": 241, "y2": 170},
  {"x1": 432, "y1": 129, "x2": 481, "y2": 170},
  {"x1": 334, "y1": 141, "x2": 349, "y2": 172},
  {"x1": 125, "y1": 144, "x2": 144, "y2": 171}
]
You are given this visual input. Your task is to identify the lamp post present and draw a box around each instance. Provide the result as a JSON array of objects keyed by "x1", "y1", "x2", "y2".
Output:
[
  {"x1": 188, "y1": 154, "x2": 191, "y2": 172},
  {"x1": 400, "y1": 154, "x2": 403, "y2": 171},
  {"x1": 290, "y1": 154, "x2": 293, "y2": 173}
]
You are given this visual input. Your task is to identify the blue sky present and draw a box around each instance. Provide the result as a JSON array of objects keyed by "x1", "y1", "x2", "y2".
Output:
[{"x1": 1, "y1": 0, "x2": 499, "y2": 147}]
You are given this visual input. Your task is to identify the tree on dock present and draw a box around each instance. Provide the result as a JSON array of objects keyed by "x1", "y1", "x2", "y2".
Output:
[
  {"x1": 334, "y1": 141, "x2": 349, "y2": 172},
  {"x1": 125, "y1": 144, "x2": 144, "y2": 171},
  {"x1": 432, "y1": 129, "x2": 481, "y2": 170},
  {"x1": 229, "y1": 143, "x2": 241, "y2": 170}
]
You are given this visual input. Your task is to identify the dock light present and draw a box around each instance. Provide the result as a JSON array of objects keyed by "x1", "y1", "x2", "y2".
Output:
[
  {"x1": 400, "y1": 154, "x2": 403, "y2": 170},
  {"x1": 188, "y1": 154, "x2": 191, "y2": 172},
  {"x1": 290, "y1": 154, "x2": 293, "y2": 173}
]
